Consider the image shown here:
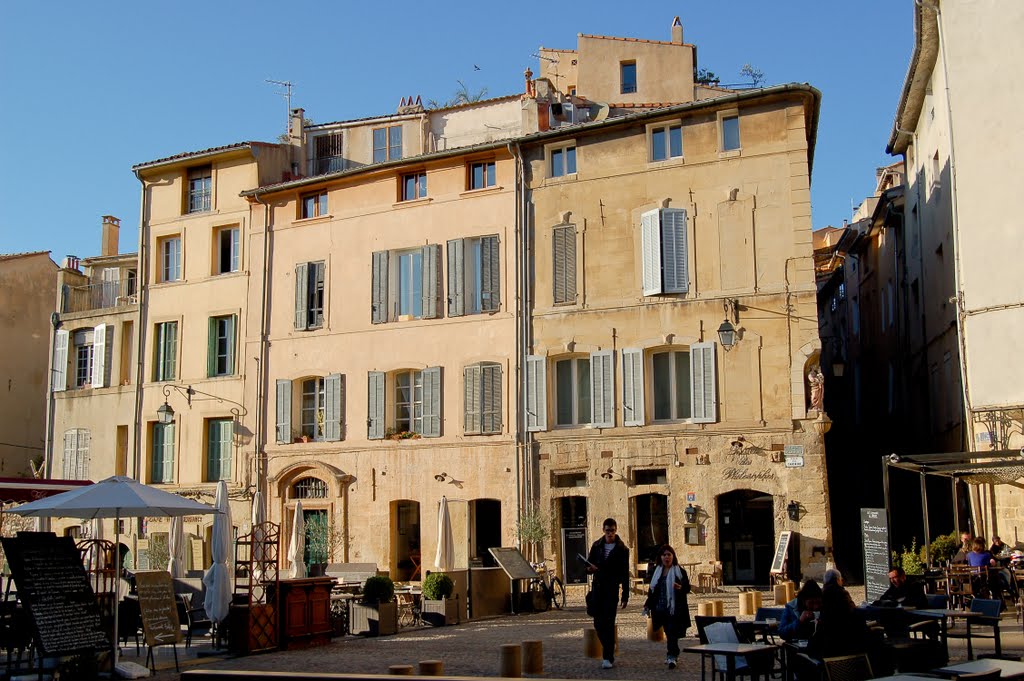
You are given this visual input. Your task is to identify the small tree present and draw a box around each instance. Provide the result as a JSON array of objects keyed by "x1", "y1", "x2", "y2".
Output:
[
  {"x1": 427, "y1": 80, "x2": 489, "y2": 109},
  {"x1": 516, "y1": 504, "x2": 551, "y2": 560},
  {"x1": 740, "y1": 64, "x2": 765, "y2": 87},
  {"x1": 696, "y1": 68, "x2": 720, "y2": 85},
  {"x1": 892, "y1": 538, "x2": 925, "y2": 576}
]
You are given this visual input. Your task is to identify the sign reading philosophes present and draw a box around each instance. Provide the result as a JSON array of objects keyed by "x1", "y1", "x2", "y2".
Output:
[
  {"x1": 861, "y1": 508, "x2": 890, "y2": 603},
  {"x1": 769, "y1": 530, "x2": 792, "y2": 575},
  {"x1": 488, "y1": 547, "x2": 539, "y2": 581},
  {"x1": 135, "y1": 570, "x2": 183, "y2": 647},
  {"x1": 1, "y1": 533, "x2": 110, "y2": 657}
]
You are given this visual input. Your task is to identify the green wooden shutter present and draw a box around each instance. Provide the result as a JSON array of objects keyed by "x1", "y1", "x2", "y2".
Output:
[
  {"x1": 590, "y1": 350, "x2": 615, "y2": 428},
  {"x1": 463, "y1": 364, "x2": 481, "y2": 434},
  {"x1": 526, "y1": 355, "x2": 547, "y2": 432},
  {"x1": 294, "y1": 262, "x2": 309, "y2": 330},
  {"x1": 367, "y1": 371, "x2": 385, "y2": 439},
  {"x1": 275, "y1": 379, "x2": 291, "y2": 444},
  {"x1": 447, "y1": 239, "x2": 465, "y2": 317},
  {"x1": 622, "y1": 348, "x2": 645, "y2": 426},
  {"x1": 641, "y1": 209, "x2": 662, "y2": 295},
  {"x1": 324, "y1": 373, "x2": 344, "y2": 442},
  {"x1": 481, "y1": 235, "x2": 500, "y2": 312},
  {"x1": 371, "y1": 251, "x2": 389, "y2": 324},
  {"x1": 690, "y1": 342, "x2": 717, "y2": 423},
  {"x1": 207, "y1": 317, "x2": 218, "y2": 377},
  {"x1": 53, "y1": 329, "x2": 68, "y2": 392},
  {"x1": 660, "y1": 208, "x2": 689, "y2": 293},
  {"x1": 481, "y1": 363, "x2": 502, "y2": 434},
  {"x1": 421, "y1": 244, "x2": 442, "y2": 319},
  {"x1": 421, "y1": 366, "x2": 442, "y2": 437}
]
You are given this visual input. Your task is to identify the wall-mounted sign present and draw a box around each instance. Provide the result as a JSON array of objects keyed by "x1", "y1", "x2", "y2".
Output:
[
  {"x1": 784, "y1": 445, "x2": 805, "y2": 468},
  {"x1": 723, "y1": 468, "x2": 777, "y2": 482},
  {"x1": 686, "y1": 492, "x2": 696, "y2": 502}
]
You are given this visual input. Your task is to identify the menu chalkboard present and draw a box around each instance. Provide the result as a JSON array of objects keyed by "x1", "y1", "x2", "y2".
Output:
[
  {"x1": 1, "y1": 533, "x2": 110, "y2": 657},
  {"x1": 488, "y1": 547, "x2": 539, "y2": 581},
  {"x1": 561, "y1": 528, "x2": 588, "y2": 585},
  {"x1": 135, "y1": 570, "x2": 182, "y2": 647},
  {"x1": 769, "y1": 531, "x2": 792, "y2": 576},
  {"x1": 861, "y1": 508, "x2": 890, "y2": 603}
]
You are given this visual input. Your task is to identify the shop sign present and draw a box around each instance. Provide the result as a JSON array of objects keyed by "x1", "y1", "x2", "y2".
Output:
[
  {"x1": 686, "y1": 492, "x2": 696, "y2": 502},
  {"x1": 784, "y1": 445, "x2": 805, "y2": 468},
  {"x1": 722, "y1": 467, "x2": 777, "y2": 482}
]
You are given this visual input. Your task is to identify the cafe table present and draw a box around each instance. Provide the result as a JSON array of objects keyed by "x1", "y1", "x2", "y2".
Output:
[
  {"x1": 935, "y1": 658, "x2": 1024, "y2": 679},
  {"x1": 683, "y1": 642, "x2": 779, "y2": 681},
  {"x1": 911, "y1": 609, "x2": 986, "y2": 659}
]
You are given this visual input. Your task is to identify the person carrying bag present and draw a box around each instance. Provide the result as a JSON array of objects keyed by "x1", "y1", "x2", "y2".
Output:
[{"x1": 643, "y1": 544, "x2": 691, "y2": 669}]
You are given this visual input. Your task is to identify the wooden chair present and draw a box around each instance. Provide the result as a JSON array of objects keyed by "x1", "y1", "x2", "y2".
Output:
[
  {"x1": 179, "y1": 593, "x2": 212, "y2": 647},
  {"x1": 822, "y1": 654, "x2": 873, "y2": 681},
  {"x1": 396, "y1": 592, "x2": 417, "y2": 627},
  {"x1": 947, "y1": 565, "x2": 975, "y2": 609},
  {"x1": 698, "y1": 561, "x2": 723, "y2": 593}
]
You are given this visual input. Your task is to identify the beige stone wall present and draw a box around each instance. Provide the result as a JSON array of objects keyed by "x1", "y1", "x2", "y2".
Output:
[{"x1": 576, "y1": 35, "x2": 694, "y2": 104}]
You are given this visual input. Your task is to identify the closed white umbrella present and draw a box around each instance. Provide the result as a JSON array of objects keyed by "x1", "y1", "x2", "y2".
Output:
[
  {"x1": 251, "y1": 490, "x2": 266, "y2": 581},
  {"x1": 167, "y1": 516, "x2": 186, "y2": 578},
  {"x1": 435, "y1": 496, "x2": 454, "y2": 572},
  {"x1": 288, "y1": 501, "x2": 307, "y2": 578},
  {"x1": 203, "y1": 480, "x2": 233, "y2": 625}
]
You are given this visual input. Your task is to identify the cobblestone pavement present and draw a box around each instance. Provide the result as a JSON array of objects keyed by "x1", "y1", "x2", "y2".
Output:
[{"x1": 149, "y1": 586, "x2": 1024, "y2": 680}]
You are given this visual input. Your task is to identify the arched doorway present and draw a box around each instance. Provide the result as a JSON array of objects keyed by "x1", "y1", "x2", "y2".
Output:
[
  {"x1": 391, "y1": 500, "x2": 421, "y2": 580},
  {"x1": 632, "y1": 493, "x2": 669, "y2": 566},
  {"x1": 717, "y1": 489, "x2": 774, "y2": 585}
]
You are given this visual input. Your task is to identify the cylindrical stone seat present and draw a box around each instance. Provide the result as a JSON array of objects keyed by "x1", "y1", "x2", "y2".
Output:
[
  {"x1": 499, "y1": 643, "x2": 522, "y2": 677},
  {"x1": 739, "y1": 592, "x2": 756, "y2": 616},
  {"x1": 753, "y1": 591, "x2": 763, "y2": 609},
  {"x1": 712, "y1": 599, "x2": 725, "y2": 616},
  {"x1": 697, "y1": 602, "x2": 716, "y2": 616},
  {"x1": 647, "y1": 617, "x2": 664, "y2": 641},
  {"x1": 584, "y1": 628, "x2": 601, "y2": 658},
  {"x1": 522, "y1": 640, "x2": 543, "y2": 674},
  {"x1": 774, "y1": 584, "x2": 789, "y2": 605},
  {"x1": 419, "y1": 660, "x2": 444, "y2": 676},
  {"x1": 389, "y1": 665, "x2": 414, "y2": 675}
]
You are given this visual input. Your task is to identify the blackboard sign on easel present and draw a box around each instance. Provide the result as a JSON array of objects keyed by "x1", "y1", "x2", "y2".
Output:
[
  {"x1": 769, "y1": 530, "x2": 792, "y2": 578},
  {"x1": 1, "y1": 532, "x2": 109, "y2": 659},
  {"x1": 861, "y1": 508, "x2": 891, "y2": 603}
]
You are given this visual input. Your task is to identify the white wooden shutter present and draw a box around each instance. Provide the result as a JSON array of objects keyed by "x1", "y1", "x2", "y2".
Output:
[
  {"x1": 690, "y1": 342, "x2": 717, "y2": 423},
  {"x1": 481, "y1": 363, "x2": 502, "y2": 434},
  {"x1": 367, "y1": 371, "x2": 385, "y2": 440},
  {"x1": 590, "y1": 350, "x2": 615, "y2": 428},
  {"x1": 421, "y1": 244, "x2": 442, "y2": 319},
  {"x1": 661, "y1": 208, "x2": 689, "y2": 293},
  {"x1": 226, "y1": 315, "x2": 237, "y2": 375},
  {"x1": 622, "y1": 348, "x2": 645, "y2": 426},
  {"x1": 53, "y1": 329, "x2": 69, "y2": 392},
  {"x1": 77, "y1": 429, "x2": 90, "y2": 480},
  {"x1": 480, "y1": 235, "x2": 500, "y2": 312},
  {"x1": 641, "y1": 209, "x2": 663, "y2": 295},
  {"x1": 463, "y1": 364, "x2": 481, "y2": 434},
  {"x1": 275, "y1": 379, "x2": 291, "y2": 444},
  {"x1": 294, "y1": 262, "x2": 309, "y2": 330},
  {"x1": 161, "y1": 424, "x2": 174, "y2": 482},
  {"x1": 91, "y1": 324, "x2": 112, "y2": 388},
  {"x1": 421, "y1": 366, "x2": 442, "y2": 437},
  {"x1": 371, "y1": 251, "x2": 389, "y2": 324},
  {"x1": 526, "y1": 355, "x2": 547, "y2": 432},
  {"x1": 552, "y1": 225, "x2": 576, "y2": 304},
  {"x1": 324, "y1": 373, "x2": 345, "y2": 442},
  {"x1": 63, "y1": 430, "x2": 76, "y2": 479},
  {"x1": 447, "y1": 239, "x2": 465, "y2": 317}
]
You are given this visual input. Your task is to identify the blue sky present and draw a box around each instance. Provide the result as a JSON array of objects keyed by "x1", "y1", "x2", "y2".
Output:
[{"x1": 0, "y1": 1, "x2": 912, "y2": 260}]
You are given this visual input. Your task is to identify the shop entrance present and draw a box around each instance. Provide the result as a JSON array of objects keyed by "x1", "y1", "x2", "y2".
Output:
[
  {"x1": 559, "y1": 496, "x2": 589, "y2": 584},
  {"x1": 632, "y1": 493, "x2": 669, "y2": 566},
  {"x1": 470, "y1": 498, "x2": 501, "y2": 567},
  {"x1": 391, "y1": 500, "x2": 421, "y2": 580},
  {"x1": 716, "y1": 489, "x2": 774, "y2": 585}
]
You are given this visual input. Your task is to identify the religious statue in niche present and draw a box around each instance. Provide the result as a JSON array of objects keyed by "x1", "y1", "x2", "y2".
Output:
[{"x1": 807, "y1": 366, "x2": 825, "y2": 413}]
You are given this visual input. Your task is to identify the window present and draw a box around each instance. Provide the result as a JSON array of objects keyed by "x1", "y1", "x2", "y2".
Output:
[
  {"x1": 313, "y1": 132, "x2": 344, "y2": 174},
  {"x1": 371, "y1": 246, "x2": 442, "y2": 324},
  {"x1": 187, "y1": 165, "x2": 212, "y2": 213},
  {"x1": 216, "y1": 226, "x2": 240, "y2": 274},
  {"x1": 154, "y1": 321, "x2": 178, "y2": 381},
  {"x1": 293, "y1": 477, "x2": 328, "y2": 499},
  {"x1": 367, "y1": 367, "x2": 441, "y2": 439},
  {"x1": 398, "y1": 250, "x2": 423, "y2": 318},
  {"x1": 74, "y1": 328, "x2": 94, "y2": 389},
  {"x1": 651, "y1": 124, "x2": 683, "y2": 161},
  {"x1": 554, "y1": 472, "x2": 587, "y2": 488},
  {"x1": 641, "y1": 208, "x2": 689, "y2": 295},
  {"x1": 642, "y1": 343, "x2": 717, "y2": 424},
  {"x1": 158, "y1": 236, "x2": 182, "y2": 282},
  {"x1": 401, "y1": 172, "x2": 427, "y2": 201},
  {"x1": 634, "y1": 469, "x2": 667, "y2": 485},
  {"x1": 469, "y1": 161, "x2": 496, "y2": 190},
  {"x1": 447, "y1": 235, "x2": 500, "y2": 316},
  {"x1": 301, "y1": 191, "x2": 328, "y2": 219},
  {"x1": 294, "y1": 261, "x2": 325, "y2": 330},
  {"x1": 555, "y1": 358, "x2": 591, "y2": 426},
  {"x1": 207, "y1": 315, "x2": 236, "y2": 377},
  {"x1": 206, "y1": 418, "x2": 232, "y2": 481},
  {"x1": 151, "y1": 422, "x2": 175, "y2": 483},
  {"x1": 550, "y1": 146, "x2": 577, "y2": 178},
  {"x1": 721, "y1": 115, "x2": 740, "y2": 151},
  {"x1": 652, "y1": 350, "x2": 691, "y2": 420},
  {"x1": 62, "y1": 429, "x2": 90, "y2": 480},
  {"x1": 395, "y1": 370, "x2": 423, "y2": 434},
  {"x1": 373, "y1": 125, "x2": 402, "y2": 163},
  {"x1": 464, "y1": 362, "x2": 502, "y2": 434},
  {"x1": 301, "y1": 378, "x2": 326, "y2": 441},
  {"x1": 552, "y1": 225, "x2": 577, "y2": 305},
  {"x1": 620, "y1": 61, "x2": 637, "y2": 94},
  {"x1": 274, "y1": 374, "x2": 345, "y2": 444}
]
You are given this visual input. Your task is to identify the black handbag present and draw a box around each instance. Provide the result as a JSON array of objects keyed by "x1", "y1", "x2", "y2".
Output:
[{"x1": 585, "y1": 589, "x2": 597, "y2": 616}]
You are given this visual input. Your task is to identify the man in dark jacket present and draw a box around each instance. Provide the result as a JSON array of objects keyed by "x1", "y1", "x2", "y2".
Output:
[{"x1": 586, "y1": 518, "x2": 630, "y2": 669}]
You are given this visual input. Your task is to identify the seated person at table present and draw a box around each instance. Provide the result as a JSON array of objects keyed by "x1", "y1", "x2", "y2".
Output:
[
  {"x1": 809, "y1": 583, "x2": 872, "y2": 659},
  {"x1": 779, "y1": 579, "x2": 822, "y2": 641},
  {"x1": 873, "y1": 567, "x2": 927, "y2": 609},
  {"x1": 952, "y1": 531, "x2": 973, "y2": 564},
  {"x1": 970, "y1": 536, "x2": 1017, "y2": 599},
  {"x1": 990, "y1": 535, "x2": 1008, "y2": 556}
]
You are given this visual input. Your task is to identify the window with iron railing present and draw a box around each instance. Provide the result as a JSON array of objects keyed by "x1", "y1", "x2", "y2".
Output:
[
  {"x1": 187, "y1": 166, "x2": 212, "y2": 213},
  {"x1": 312, "y1": 132, "x2": 344, "y2": 175}
]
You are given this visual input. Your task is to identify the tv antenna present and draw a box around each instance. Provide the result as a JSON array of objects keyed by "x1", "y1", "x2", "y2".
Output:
[
  {"x1": 266, "y1": 79, "x2": 294, "y2": 135},
  {"x1": 531, "y1": 53, "x2": 558, "y2": 64}
]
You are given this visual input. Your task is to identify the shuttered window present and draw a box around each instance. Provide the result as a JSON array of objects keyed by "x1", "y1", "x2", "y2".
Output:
[
  {"x1": 206, "y1": 418, "x2": 233, "y2": 481},
  {"x1": 640, "y1": 208, "x2": 689, "y2": 295},
  {"x1": 62, "y1": 429, "x2": 90, "y2": 480},
  {"x1": 154, "y1": 321, "x2": 178, "y2": 382},
  {"x1": 207, "y1": 315, "x2": 236, "y2": 377},
  {"x1": 447, "y1": 235, "x2": 499, "y2": 317},
  {"x1": 552, "y1": 225, "x2": 577, "y2": 305},
  {"x1": 294, "y1": 261, "x2": 325, "y2": 330},
  {"x1": 151, "y1": 423, "x2": 175, "y2": 483},
  {"x1": 464, "y1": 362, "x2": 502, "y2": 435},
  {"x1": 275, "y1": 379, "x2": 292, "y2": 444},
  {"x1": 301, "y1": 378, "x2": 326, "y2": 440},
  {"x1": 649, "y1": 343, "x2": 717, "y2": 424},
  {"x1": 590, "y1": 350, "x2": 615, "y2": 428},
  {"x1": 372, "y1": 245, "x2": 442, "y2": 323},
  {"x1": 526, "y1": 355, "x2": 547, "y2": 432},
  {"x1": 622, "y1": 348, "x2": 645, "y2": 426}
]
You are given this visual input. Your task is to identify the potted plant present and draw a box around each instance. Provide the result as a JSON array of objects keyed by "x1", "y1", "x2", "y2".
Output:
[
  {"x1": 421, "y1": 572, "x2": 459, "y2": 626},
  {"x1": 350, "y1": 575, "x2": 398, "y2": 636}
]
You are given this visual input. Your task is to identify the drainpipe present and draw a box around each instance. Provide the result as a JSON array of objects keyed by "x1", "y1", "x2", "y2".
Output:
[
  {"x1": 508, "y1": 141, "x2": 524, "y2": 550},
  {"x1": 252, "y1": 189, "x2": 272, "y2": 519},
  {"x1": 131, "y1": 171, "x2": 150, "y2": 484}
]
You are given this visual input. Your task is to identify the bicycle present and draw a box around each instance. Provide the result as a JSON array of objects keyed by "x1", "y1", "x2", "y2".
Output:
[{"x1": 529, "y1": 560, "x2": 566, "y2": 610}]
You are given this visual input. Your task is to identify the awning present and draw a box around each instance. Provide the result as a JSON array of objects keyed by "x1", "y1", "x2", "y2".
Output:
[
  {"x1": 0, "y1": 477, "x2": 93, "y2": 506},
  {"x1": 885, "y1": 450, "x2": 1024, "y2": 484}
]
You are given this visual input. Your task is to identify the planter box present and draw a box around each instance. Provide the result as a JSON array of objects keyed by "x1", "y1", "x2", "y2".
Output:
[
  {"x1": 421, "y1": 595, "x2": 459, "y2": 626},
  {"x1": 350, "y1": 601, "x2": 398, "y2": 636}
]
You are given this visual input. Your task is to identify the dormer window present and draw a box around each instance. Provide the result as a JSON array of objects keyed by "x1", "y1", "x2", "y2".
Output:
[
  {"x1": 373, "y1": 126, "x2": 402, "y2": 163},
  {"x1": 187, "y1": 165, "x2": 212, "y2": 213}
]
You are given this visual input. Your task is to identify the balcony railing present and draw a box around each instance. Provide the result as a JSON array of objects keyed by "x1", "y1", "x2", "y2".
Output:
[{"x1": 62, "y1": 278, "x2": 138, "y2": 314}]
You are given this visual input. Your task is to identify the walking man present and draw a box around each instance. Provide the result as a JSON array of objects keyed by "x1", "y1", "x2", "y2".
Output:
[{"x1": 586, "y1": 518, "x2": 630, "y2": 669}]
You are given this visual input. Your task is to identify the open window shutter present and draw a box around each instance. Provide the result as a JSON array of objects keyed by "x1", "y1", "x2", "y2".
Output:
[
  {"x1": 294, "y1": 262, "x2": 309, "y2": 330},
  {"x1": 526, "y1": 355, "x2": 547, "y2": 432},
  {"x1": 447, "y1": 239, "x2": 465, "y2": 317},
  {"x1": 590, "y1": 350, "x2": 615, "y2": 428},
  {"x1": 661, "y1": 208, "x2": 689, "y2": 293},
  {"x1": 163, "y1": 424, "x2": 175, "y2": 482},
  {"x1": 622, "y1": 348, "x2": 645, "y2": 426},
  {"x1": 367, "y1": 371, "x2": 385, "y2": 439},
  {"x1": 78, "y1": 429, "x2": 90, "y2": 480},
  {"x1": 227, "y1": 315, "x2": 237, "y2": 375},
  {"x1": 552, "y1": 225, "x2": 576, "y2": 304},
  {"x1": 641, "y1": 209, "x2": 663, "y2": 295},
  {"x1": 690, "y1": 342, "x2": 717, "y2": 423},
  {"x1": 324, "y1": 373, "x2": 344, "y2": 442},
  {"x1": 463, "y1": 365, "x2": 481, "y2": 434},
  {"x1": 91, "y1": 324, "x2": 110, "y2": 388},
  {"x1": 481, "y1": 235, "x2": 500, "y2": 312},
  {"x1": 422, "y1": 366, "x2": 442, "y2": 437},
  {"x1": 481, "y1": 363, "x2": 502, "y2": 434},
  {"x1": 371, "y1": 251, "x2": 389, "y2": 324},
  {"x1": 63, "y1": 431, "x2": 76, "y2": 478},
  {"x1": 421, "y1": 244, "x2": 442, "y2": 319},
  {"x1": 313, "y1": 262, "x2": 325, "y2": 327},
  {"x1": 207, "y1": 317, "x2": 217, "y2": 377},
  {"x1": 53, "y1": 329, "x2": 69, "y2": 392},
  {"x1": 275, "y1": 379, "x2": 291, "y2": 444}
]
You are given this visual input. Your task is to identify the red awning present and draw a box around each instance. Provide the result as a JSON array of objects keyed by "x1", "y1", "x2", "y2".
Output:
[{"x1": 0, "y1": 477, "x2": 92, "y2": 505}]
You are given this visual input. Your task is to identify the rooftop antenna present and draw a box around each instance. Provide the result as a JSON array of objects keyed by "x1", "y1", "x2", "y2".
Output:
[{"x1": 266, "y1": 79, "x2": 294, "y2": 135}]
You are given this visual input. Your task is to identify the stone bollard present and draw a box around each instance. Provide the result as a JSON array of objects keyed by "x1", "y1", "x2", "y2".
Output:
[
  {"x1": 499, "y1": 643, "x2": 522, "y2": 677},
  {"x1": 419, "y1": 660, "x2": 444, "y2": 676},
  {"x1": 712, "y1": 600, "x2": 725, "y2": 617},
  {"x1": 584, "y1": 628, "x2": 602, "y2": 658},
  {"x1": 753, "y1": 591, "x2": 763, "y2": 610},
  {"x1": 389, "y1": 665, "x2": 414, "y2": 675},
  {"x1": 697, "y1": 602, "x2": 716, "y2": 617},
  {"x1": 647, "y1": 617, "x2": 665, "y2": 642},
  {"x1": 785, "y1": 581, "x2": 797, "y2": 602},
  {"x1": 522, "y1": 640, "x2": 543, "y2": 674},
  {"x1": 739, "y1": 592, "x2": 756, "y2": 616},
  {"x1": 774, "y1": 584, "x2": 789, "y2": 605}
]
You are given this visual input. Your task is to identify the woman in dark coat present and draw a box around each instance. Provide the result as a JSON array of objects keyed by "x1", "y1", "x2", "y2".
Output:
[
  {"x1": 643, "y1": 544, "x2": 691, "y2": 669},
  {"x1": 586, "y1": 518, "x2": 631, "y2": 669}
]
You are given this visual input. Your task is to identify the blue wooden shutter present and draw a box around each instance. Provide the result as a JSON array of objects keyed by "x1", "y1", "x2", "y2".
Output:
[
  {"x1": 371, "y1": 251, "x2": 389, "y2": 324},
  {"x1": 421, "y1": 366, "x2": 442, "y2": 437},
  {"x1": 463, "y1": 364, "x2": 481, "y2": 434},
  {"x1": 690, "y1": 342, "x2": 717, "y2": 423},
  {"x1": 275, "y1": 379, "x2": 291, "y2": 444},
  {"x1": 552, "y1": 225, "x2": 576, "y2": 304},
  {"x1": 481, "y1": 363, "x2": 502, "y2": 434},
  {"x1": 294, "y1": 262, "x2": 309, "y2": 330},
  {"x1": 590, "y1": 350, "x2": 615, "y2": 428},
  {"x1": 526, "y1": 355, "x2": 547, "y2": 432},
  {"x1": 447, "y1": 239, "x2": 465, "y2": 317},
  {"x1": 481, "y1": 235, "x2": 500, "y2": 312},
  {"x1": 421, "y1": 244, "x2": 442, "y2": 319},
  {"x1": 641, "y1": 209, "x2": 662, "y2": 295},
  {"x1": 367, "y1": 371, "x2": 385, "y2": 439},
  {"x1": 324, "y1": 373, "x2": 345, "y2": 442}
]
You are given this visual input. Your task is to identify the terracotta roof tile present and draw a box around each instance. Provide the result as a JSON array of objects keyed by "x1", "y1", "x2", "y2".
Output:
[
  {"x1": 0, "y1": 250, "x2": 52, "y2": 262},
  {"x1": 132, "y1": 141, "x2": 261, "y2": 171},
  {"x1": 578, "y1": 33, "x2": 692, "y2": 47}
]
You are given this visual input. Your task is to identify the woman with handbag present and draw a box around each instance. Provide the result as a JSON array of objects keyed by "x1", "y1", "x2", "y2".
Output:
[{"x1": 643, "y1": 544, "x2": 691, "y2": 669}]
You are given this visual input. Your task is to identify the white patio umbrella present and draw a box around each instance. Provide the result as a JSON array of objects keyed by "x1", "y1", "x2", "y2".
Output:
[
  {"x1": 9, "y1": 475, "x2": 217, "y2": 667},
  {"x1": 435, "y1": 496, "x2": 454, "y2": 572},
  {"x1": 251, "y1": 490, "x2": 266, "y2": 581},
  {"x1": 167, "y1": 515, "x2": 186, "y2": 578},
  {"x1": 202, "y1": 480, "x2": 233, "y2": 625},
  {"x1": 288, "y1": 501, "x2": 307, "y2": 578}
]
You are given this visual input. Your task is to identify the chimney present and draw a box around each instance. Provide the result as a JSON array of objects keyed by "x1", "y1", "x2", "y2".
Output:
[
  {"x1": 289, "y1": 107, "x2": 306, "y2": 177},
  {"x1": 101, "y1": 215, "x2": 120, "y2": 256},
  {"x1": 671, "y1": 16, "x2": 684, "y2": 44},
  {"x1": 62, "y1": 255, "x2": 80, "y2": 271}
]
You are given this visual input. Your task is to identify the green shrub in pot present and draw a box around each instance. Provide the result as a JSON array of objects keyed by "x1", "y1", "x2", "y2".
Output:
[
  {"x1": 362, "y1": 575, "x2": 395, "y2": 605},
  {"x1": 422, "y1": 572, "x2": 454, "y2": 600}
]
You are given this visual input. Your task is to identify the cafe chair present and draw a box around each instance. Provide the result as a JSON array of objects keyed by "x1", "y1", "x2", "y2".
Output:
[
  {"x1": 179, "y1": 593, "x2": 213, "y2": 647},
  {"x1": 947, "y1": 598, "x2": 1002, "y2": 659},
  {"x1": 947, "y1": 565, "x2": 975, "y2": 610},
  {"x1": 823, "y1": 654, "x2": 873, "y2": 681},
  {"x1": 754, "y1": 607, "x2": 785, "y2": 644},
  {"x1": 927, "y1": 593, "x2": 950, "y2": 609},
  {"x1": 699, "y1": 561, "x2": 724, "y2": 593},
  {"x1": 704, "y1": 621, "x2": 751, "y2": 681},
  {"x1": 396, "y1": 592, "x2": 417, "y2": 627}
]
